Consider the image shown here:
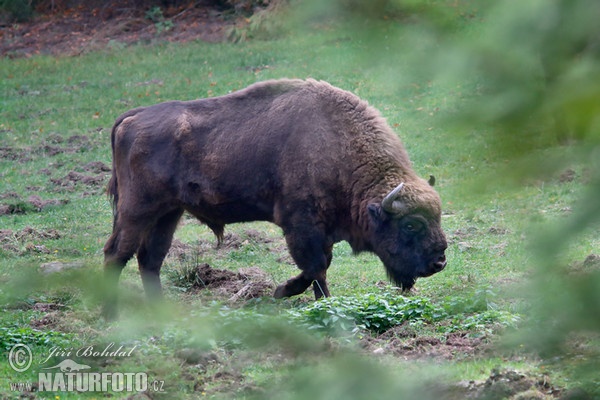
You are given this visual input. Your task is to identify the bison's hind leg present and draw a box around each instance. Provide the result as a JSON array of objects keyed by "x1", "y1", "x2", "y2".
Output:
[
  {"x1": 102, "y1": 222, "x2": 145, "y2": 320},
  {"x1": 137, "y1": 208, "x2": 184, "y2": 300},
  {"x1": 102, "y1": 208, "x2": 183, "y2": 319}
]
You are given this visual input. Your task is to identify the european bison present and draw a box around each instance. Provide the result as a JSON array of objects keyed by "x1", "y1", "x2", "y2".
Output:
[{"x1": 103, "y1": 79, "x2": 447, "y2": 318}]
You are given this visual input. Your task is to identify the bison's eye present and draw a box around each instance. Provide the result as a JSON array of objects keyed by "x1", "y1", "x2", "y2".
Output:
[{"x1": 402, "y1": 218, "x2": 424, "y2": 233}]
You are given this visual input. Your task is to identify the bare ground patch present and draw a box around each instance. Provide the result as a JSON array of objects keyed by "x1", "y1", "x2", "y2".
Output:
[
  {"x1": 434, "y1": 368, "x2": 564, "y2": 400},
  {"x1": 360, "y1": 324, "x2": 578, "y2": 399},
  {"x1": 0, "y1": 194, "x2": 69, "y2": 216},
  {"x1": 361, "y1": 326, "x2": 569, "y2": 399},
  {"x1": 0, "y1": 226, "x2": 62, "y2": 254},
  {"x1": 167, "y1": 226, "x2": 284, "y2": 261},
  {"x1": 50, "y1": 170, "x2": 108, "y2": 191},
  {"x1": 362, "y1": 323, "x2": 490, "y2": 362},
  {"x1": 1, "y1": 2, "x2": 232, "y2": 58},
  {"x1": 0, "y1": 135, "x2": 96, "y2": 164},
  {"x1": 165, "y1": 227, "x2": 283, "y2": 301},
  {"x1": 188, "y1": 263, "x2": 275, "y2": 302}
]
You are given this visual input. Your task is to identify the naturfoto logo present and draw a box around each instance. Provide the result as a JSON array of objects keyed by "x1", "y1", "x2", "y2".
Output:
[{"x1": 8, "y1": 343, "x2": 165, "y2": 393}]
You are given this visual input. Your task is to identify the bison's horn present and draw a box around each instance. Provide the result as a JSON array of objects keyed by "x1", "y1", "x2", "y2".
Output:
[{"x1": 381, "y1": 182, "x2": 406, "y2": 214}]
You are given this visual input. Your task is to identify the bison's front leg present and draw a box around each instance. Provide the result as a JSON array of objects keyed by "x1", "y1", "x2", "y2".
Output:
[{"x1": 274, "y1": 225, "x2": 333, "y2": 300}]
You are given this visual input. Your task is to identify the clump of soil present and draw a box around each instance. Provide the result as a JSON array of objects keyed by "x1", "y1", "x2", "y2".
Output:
[
  {"x1": 167, "y1": 228, "x2": 282, "y2": 262},
  {"x1": 0, "y1": 226, "x2": 61, "y2": 242},
  {"x1": 0, "y1": 146, "x2": 30, "y2": 162},
  {"x1": 558, "y1": 168, "x2": 577, "y2": 183},
  {"x1": 362, "y1": 323, "x2": 488, "y2": 361},
  {"x1": 363, "y1": 324, "x2": 576, "y2": 398},
  {"x1": 30, "y1": 312, "x2": 61, "y2": 329},
  {"x1": 83, "y1": 161, "x2": 111, "y2": 174},
  {"x1": 569, "y1": 254, "x2": 600, "y2": 274},
  {"x1": 49, "y1": 161, "x2": 111, "y2": 195},
  {"x1": 440, "y1": 368, "x2": 564, "y2": 400},
  {"x1": 0, "y1": 135, "x2": 96, "y2": 165},
  {"x1": 175, "y1": 348, "x2": 219, "y2": 367},
  {"x1": 190, "y1": 263, "x2": 275, "y2": 302},
  {"x1": 0, "y1": 226, "x2": 61, "y2": 254},
  {"x1": 219, "y1": 229, "x2": 276, "y2": 250},
  {"x1": 0, "y1": 195, "x2": 68, "y2": 215},
  {"x1": 27, "y1": 195, "x2": 69, "y2": 211},
  {"x1": 167, "y1": 239, "x2": 197, "y2": 261}
]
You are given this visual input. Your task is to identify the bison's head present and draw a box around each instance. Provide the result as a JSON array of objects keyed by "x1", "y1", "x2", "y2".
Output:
[{"x1": 367, "y1": 181, "x2": 447, "y2": 291}]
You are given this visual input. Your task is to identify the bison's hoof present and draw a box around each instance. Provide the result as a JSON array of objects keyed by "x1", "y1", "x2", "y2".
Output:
[
  {"x1": 101, "y1": 303, "x2": 118, "y2": 321},
  {"x1": 273, "y1": 285, "x2": 287, "y2": 299}
]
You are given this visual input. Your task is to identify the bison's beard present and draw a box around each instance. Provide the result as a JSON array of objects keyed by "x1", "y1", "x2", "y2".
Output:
[{"x1": 386, "y1": 268, "x2": 417, "y2": 292}]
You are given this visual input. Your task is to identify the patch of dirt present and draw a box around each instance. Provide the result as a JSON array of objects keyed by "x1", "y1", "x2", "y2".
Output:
[
  {"x1": 569, "y1": 253, "x2": 600, "y2": 274},
  {"x1": 558, "y1": 168, "x2": 577, "y2": 183},
  {"x1": 1, "y1": 135, "x2": 97, "y2": 164},
  {"x1": 175, "y1": 348, "x2": 219, "y2": 367},
  {"x1": 0, "y1": 191, "x2": 19, "y2": 199},
  {"x1": 27, "y1": 195, "x2": 69, "y2": 211},
  {"x1": 203, "y1": 370, "x2": 260, "y2": 399},
  {"x1": 83, "y1": 160, "x2": 111, "y2": 174},
  {"x1": 0, "y1": 203, "x2": 26, "y2": 215},
  {"x1": 0, "y1": 194, "x2": 68, "y2": 215},
  {"x1": 190, "y1": 263, "x2": 275, "y2": 302},
  {"x1": 167, "y1": 228, "x2": 282, "y2": 262},
  {"x1": 167, "y1": 238, "x2": 196, "y2": 261},
  {"x1": 0, "y1": 136, "x2": 109, "y2": 198},
  {"x1": 488, "y1": 226, "x2": 509, "y2": 235},
  {"x1": 582, "y1": 254, "x2": 600, "y2": 268},
  {"x1": 437, "y1": 368, "x2": 565, "y2": 400},
  {"x1": 0, "y1": 226, "x2": 61, "y2": 254},
  {"x1": 362, "y1": 325, "x2": 585, "y2": 398},
  {"x1": 219, "y1": 232, "x2": 245, "y2": 250},
  {"x1": 0, "y1": 146, "x2": 31, "y2": 162},
  {"x1": 30, "y1": 311, "x2": 61, "y2": 329},
  {"x1": 362, "y1": 323, "x2": 489, "y2": 361},
  {"x1": 450, "y1": 226, "x2": 479, "y2": 240},
  {"x1": 1, "y1": 2, "x2": 233, "y2": 58},
  {"x1": 16, "y1": 226, "x2": 61, "y2": 240},
  {"x1": 50, "y1": 169, "x2": 109, "y2": 194}
]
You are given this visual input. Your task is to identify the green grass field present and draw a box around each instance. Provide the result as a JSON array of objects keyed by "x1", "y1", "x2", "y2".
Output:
[{"x1": 1, "y1": 2, "x2": 599, "y2": 399}]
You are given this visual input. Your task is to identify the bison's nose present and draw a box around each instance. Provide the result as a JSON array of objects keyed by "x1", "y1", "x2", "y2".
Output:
[
  {"x1": 431, "y1": 254, "x2": 447, "y2": 272},
  {"x1": 421, "y1": 254, "x2": 447, "y2": 277}
]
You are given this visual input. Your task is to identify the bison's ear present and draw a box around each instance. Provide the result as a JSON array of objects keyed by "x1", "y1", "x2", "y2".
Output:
[
  {"x1": 428, "y1": 175, "x2": 436, "y2": 187},
  {"x1": 368, "y1": 203, "x2": 389, "y2": 223}
]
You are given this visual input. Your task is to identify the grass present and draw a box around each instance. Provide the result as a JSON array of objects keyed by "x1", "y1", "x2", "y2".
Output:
[{"x1": 1, "y1": 4, "x2": 599, "y2": 399}]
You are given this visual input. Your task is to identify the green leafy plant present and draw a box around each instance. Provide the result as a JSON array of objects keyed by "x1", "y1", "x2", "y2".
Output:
[
  {"x1": 145, "y1": 6, "x2": 174, "y2": 35},
  {"x1": 0, "y1": 325, "x2": 73, "y2": 351},
  {"x1": 290, "y1": 292, "x2": 519, "y2": 335}
]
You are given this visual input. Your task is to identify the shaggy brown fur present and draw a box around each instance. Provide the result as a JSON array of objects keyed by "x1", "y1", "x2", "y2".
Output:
[{"x1": 102, "y1": 79, "x2": 447, "y2": 318}]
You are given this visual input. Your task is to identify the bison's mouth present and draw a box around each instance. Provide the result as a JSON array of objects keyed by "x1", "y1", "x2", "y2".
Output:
[{"x1": 385, "y1": 253, "x2": 446, "y2": 291}]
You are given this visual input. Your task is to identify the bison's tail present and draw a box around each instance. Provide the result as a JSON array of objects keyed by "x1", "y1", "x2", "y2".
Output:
[
  {"x1": 107, "y1": 119, "x2": 120, "y2": 231},
  {"x1": 107, "y1": 108, "x2": 142, "y2": 230}
]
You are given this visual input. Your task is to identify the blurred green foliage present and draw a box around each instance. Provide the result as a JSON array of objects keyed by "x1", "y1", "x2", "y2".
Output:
[
  {"x1": 0, "y1": 0, "x2": 32, "y2": 22},
  {"x1": 288, "y1": 0, "x2": 600, "y2": 392}
]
